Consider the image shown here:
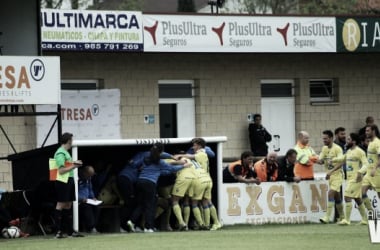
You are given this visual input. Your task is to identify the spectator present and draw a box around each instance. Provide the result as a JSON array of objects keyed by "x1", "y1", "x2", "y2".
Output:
[
  {"x1": 358, "y1": 116, "x2": 380, "y2": 137},
  {"x1": 334, "y1": 127, "x2": 346, "y2": 150},
  {"x1": 254, "y1": 152, "x2": 278, "y2": 182},
  {"x1": 294, "y1": 131, "x2": 318, "y2": 180},
  {"x1": 277, "y1": 149, "x2": 301, "y2": 182},
  {"x1": 78, "y1": 166, "x2": 99, "y2": 233},
  {"x1": 223, "y1": 151, "x2": 260, "y2": 184},
  {"x1": 248, "y1": 114, "x2": 272, "y2": 156}
]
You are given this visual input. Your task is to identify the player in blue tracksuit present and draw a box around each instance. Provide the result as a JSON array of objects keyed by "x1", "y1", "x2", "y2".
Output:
[
  {"x1": 118, "y1": 150, "x2": 173, "y2": 231},
  {"x1": 126, "y1": 144, "x2": 186, "y2": 233}
]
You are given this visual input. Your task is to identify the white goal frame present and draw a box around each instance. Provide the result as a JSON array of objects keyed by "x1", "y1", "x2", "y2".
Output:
[{"x1": 71, "y1": 136, "x2": 228, "y2": 231}]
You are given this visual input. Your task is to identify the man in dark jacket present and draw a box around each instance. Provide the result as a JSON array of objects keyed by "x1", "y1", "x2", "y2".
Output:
[
  {"x1": 277, "y1": 149, "x2": 301, "y2": 183},
  {"x1": 248, "y1": 114, "x2": 272, "y2": 156}
]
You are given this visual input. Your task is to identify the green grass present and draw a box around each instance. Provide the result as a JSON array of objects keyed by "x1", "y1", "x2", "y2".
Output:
[{"x1": 1, "y1": 224, "x2": 378, "y2": 250}]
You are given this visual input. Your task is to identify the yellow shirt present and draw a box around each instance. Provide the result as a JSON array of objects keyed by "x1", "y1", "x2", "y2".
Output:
[
  {"x1": 195, "y1": 167, "x2": 212, "y2": 183},
  {"x1": 364, "y1": 137, "x2": 380, "y2": 175},
  {"x1": 195, "y1": 150, "x2": 209, "y2": 173},
  {"x1": 319, "y1": 143, "x2": 343, "y2": 177},
  {"x1": 177, "y1": 159, "x2": 197, "y2": 179},
  {"x1": 333, "y1": 146, "x2": 368, "y2": 181}
]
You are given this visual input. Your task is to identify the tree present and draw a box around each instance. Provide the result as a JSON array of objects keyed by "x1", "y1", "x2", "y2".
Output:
[
  {"x1": 71, "y1": 0, "x2": 79, "y2": 9},
  {"x1": 223, "y1": 0, "x2": 380, "y2": 15},
  {"x1": 88, "y1": 0, "x2": 144, "y2": 10},
  {"x1": 178, "y1": 0, "x2": 196, "y2": 12},
  {"x1": 41, "y1": 0, "x2": 64, "y2": 8},
  {"x1": 223, "y1": 0, "x2": 298, "y2": 14},
  {"x1": 299, "y1": 0, "x2": 358, "y2": 15}
]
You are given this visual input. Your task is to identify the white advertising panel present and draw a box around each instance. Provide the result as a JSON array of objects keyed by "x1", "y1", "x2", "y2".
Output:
[
  {"x1": 219, "y1": 181, "x2": 378, "y2": 225},
  {"x1": 0, "y1": 56, "x2": 60, "y2": 104},
  {"x1": 41, "y1": 9, "x2": 143, "y2": 52},
  {"x1": 143, "y1": 15, "x2": 336, "y2": 52},
  {"x1": 36, "y1": 89, "x2": 121, "y2": 146}
]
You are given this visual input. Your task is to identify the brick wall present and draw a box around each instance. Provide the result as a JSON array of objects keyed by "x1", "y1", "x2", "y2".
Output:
[
  {"x1": 0, "y1": 116, "x2": 36, "y2": 190},
  {"x1": 0, "y1": 52, "x2": 379, "y2": 187}
]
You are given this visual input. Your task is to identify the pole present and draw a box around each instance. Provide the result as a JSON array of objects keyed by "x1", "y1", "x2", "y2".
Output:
[
  {"x1": 217, "y1": 142, "x2": 223, "y2": 222},
  {"x1": 72, "y1": 145, "x2": 79, "y2": 232},
  {"x1": 57, "y1": 104, "x2": 62, "y2": 143}
]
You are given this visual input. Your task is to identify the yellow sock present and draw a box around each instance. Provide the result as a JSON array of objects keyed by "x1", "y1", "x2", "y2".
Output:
[
  {"x1": 358, "y1": 203, "x2": 368, "y2": 222},
  {"x1": 210, "y1": 205, "x2": 220, "y2": 225},
  {"x1": 336, "y1": 202, "x2": 345, "y2": 220},
  {"x1": 183, "y1": 205, "x2": 190, "y2": 225},
  {"x1": 203, "y1": 206, "x2": 210, "y2": 227},
  {"x1": 326, "y1": 201, "x2": 334, "y2": 221},
  {"x1": 173, "y1": 204, "x2": 185, "y2": 225},
  {"x1": 363, "y1": 197, "x2": 373, "y2": 212},
  {"x1": 192, "y1": 206, "x2": 204, "y2": 226},
  {"x1": 345, "y1": 202, "x2": 352, "y2": 222}
]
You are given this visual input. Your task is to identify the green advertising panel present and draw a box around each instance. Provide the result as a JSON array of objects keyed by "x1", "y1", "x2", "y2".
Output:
[{"x1": 337, "y1": 17, "x2": 380, "y2": 52}]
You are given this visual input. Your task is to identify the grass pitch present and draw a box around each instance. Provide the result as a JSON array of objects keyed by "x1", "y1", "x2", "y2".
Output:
[{"x1": 1, "y1": 223, "x2": 378, "y2": 250}]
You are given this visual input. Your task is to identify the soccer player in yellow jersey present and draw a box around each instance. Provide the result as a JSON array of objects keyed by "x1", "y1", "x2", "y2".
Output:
[
  {"x1": 175, "y1": 138, "x2": 222, "y2": 230},
  {"x1": 318, "y1": 130, "x2": 345, "y2": 224},
  {"x1": 361, "y1": 125, "x2": 380, "y2": 212},
  {"x1": 187, "y1": 159, "x2": 209, "y2": 230},
  {"x1": 171, "y1": 157, "x2": 196, "y2": 231},
  {"x1": 174, "y1": 138, "x2": 209, "y2": 227},
  {"x1": 175, "y1": 138, "x2": 209, "y2": 172},
  {"x1": 333, "y1": 133, "x2": 369, "y2": 225}
]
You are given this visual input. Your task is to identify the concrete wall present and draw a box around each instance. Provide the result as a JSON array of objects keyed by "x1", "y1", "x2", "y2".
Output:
[{"x1": 1, "y1": 52, "x2": 379, "y2": 188}]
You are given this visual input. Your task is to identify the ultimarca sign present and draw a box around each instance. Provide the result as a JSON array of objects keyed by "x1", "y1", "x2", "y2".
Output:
[{"x1": 143, "y1": 15, "x2": 336, "y2": 52}]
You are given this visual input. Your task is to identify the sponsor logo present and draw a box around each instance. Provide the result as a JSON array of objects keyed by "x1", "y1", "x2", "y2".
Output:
[
  {"x1": 277, "y1": 23, "x2": 290, "y2": 46},
  {"x1": 61, "y1": 104, "x2": 99, "y2": 121},
  {"x1": 41, "y1": 11, "x2": 140, "y2": 29},
  {"x1": 144, "y1": 21, "x2": 158, "y2": 45},
  {"x1": 212, "y1": 22, "x2": 225, "y2": 46},
  {"x1": 92, "y1": 104, "x2": 99, "y2": 116},
  {"x1": 225, "y1": 183, "x2": 328, "y2": 225},
  {"x1": 30, "y1": 59, "x2": 45, "y2": 81},
  {"x1": 340, "y1": 18, "x2": 380, "y2": 52},
  {"x1": 368, "y1": 209, "x2": 380, "y2": 243},
  {"x1": 342, "y1": 18, "x2": 361, "y2": 51}
]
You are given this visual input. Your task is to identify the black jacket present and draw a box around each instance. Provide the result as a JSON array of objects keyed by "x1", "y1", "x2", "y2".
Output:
[
  {"x1": 248, "y1": 123, "x2": 272, "y2": 154},
  {"x1": 277, "y1": 156, "x2": 295, "y2": 182}
]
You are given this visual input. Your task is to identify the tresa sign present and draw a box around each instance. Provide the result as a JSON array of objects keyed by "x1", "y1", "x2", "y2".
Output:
[
  {"x1": 0, "y1": 56, "x2": 60, "y2": 105},
  {"x1": 336, "y1": 17, "x2": 380, "y2": 52},
  {"x1": 41, "y1": 9, "x2": 143, "y2": 52}
]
